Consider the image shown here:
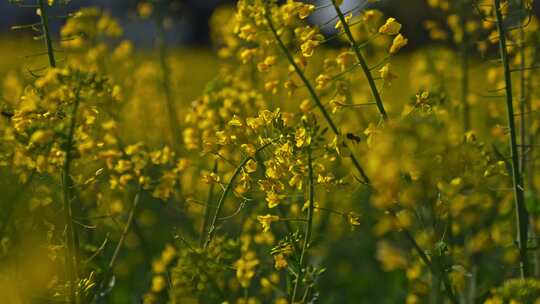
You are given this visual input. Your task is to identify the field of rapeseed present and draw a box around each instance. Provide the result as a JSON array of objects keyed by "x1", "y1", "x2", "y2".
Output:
[{"x1": 1, "y1": 0, "x2": 540, "y2": 303}]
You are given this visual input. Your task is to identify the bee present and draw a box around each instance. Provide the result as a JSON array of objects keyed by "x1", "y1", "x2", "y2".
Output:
[
  {"x1": 1, "y1": 110, "x2": 14, "y2": 119},
  {"x1": 346, "y1": 132, "x2": 362, "y2": 144}
]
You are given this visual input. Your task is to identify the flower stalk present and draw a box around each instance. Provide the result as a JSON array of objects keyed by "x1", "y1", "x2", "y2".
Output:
[
  {"x1": 204, "y1": 141, "x2": 274, "y2": 248},
  {"x1": 389, "y1": 210, "x2": 459, "y2": 304},
  {"x1": 264, "y1": 8, "x2": 370, "y2": 184},
  {"x1": 37, "y1": 0, "x2": 56, "y2": 68},
  {"x1": 330, "y1": 0, "x2": 388, "y2": 121},
  {"x1": 493, "y1": 0, "x2": 530, "y2": 278},
  {"x1": 290, "y1": 150, "x2": 315, "y2": 303},
  {"x1": 62, "y1": 84, "x2": 82, "y2": 303},
  {"x1": 155, "y1": 3, "x2": 181, "y2": 153},
  {"x1": 200, "y1": 160, "x2": 218, "y2": 247},
  {"x1": 459, "y1": 1, "x2": 470, "y2": 131},
  {"x1": 95, "y1": 186, "x2": 142, "y2": 302}
]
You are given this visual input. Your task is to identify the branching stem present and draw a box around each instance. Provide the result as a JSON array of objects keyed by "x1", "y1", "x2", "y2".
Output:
[
  {"x1": 330, "y1": 0, "x2": 388, "y2": 120},
  {"x1": 155, "y1": 3, "x2": 181, "y2": 152},
  {"x1": 264, "y1": 9, "x2": 370, "y2": 184},
  {"x1": 37, "y1": 0, "x2": 56, "y2": 68},
  {"x1": 291, "y1": 150, "x2": 315, "y2": 303},
  {"x1": 459, "y1": 1, "x2": 470, "y2": 131},
  {"x1": 62, "y1": 84, "x2": 81, "y2": 303},
  {"x1": 95, "y1": 186, "x2": 142, "y2": 302},
  {"x1": 493, "y1": 0, "x2": 530, "y2": 278},
  {"x1": 204, "y1": 141, "x2": 274, "y2": 248},
  {"x1": 200, "y1": 161, "x2": 218, "y2": 247},
  {"x1": 388, "y1": 210, "x2": 458, "y2": 304}
]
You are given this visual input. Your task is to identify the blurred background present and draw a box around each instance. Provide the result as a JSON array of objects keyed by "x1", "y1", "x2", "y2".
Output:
[
  {"x1": 2, "y1": 1, "x2": 540, "y2": 303},
  {"x1": 2, "y1": 0, "x2": 539, "y2": 48}
]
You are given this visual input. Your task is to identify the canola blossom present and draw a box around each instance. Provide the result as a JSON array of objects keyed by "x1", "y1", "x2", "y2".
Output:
[{"x1": 0, "y1": 0, "x2": 540, "y2": 303}]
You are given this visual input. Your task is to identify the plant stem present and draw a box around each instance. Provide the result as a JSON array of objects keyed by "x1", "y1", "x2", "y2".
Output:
[
  {"x1": 62, "y1": 84, "x2": 81, "y2": 303},
  {"x1": 459, "y1": 1, "x2": 470, "y2": 131},
  {"x1": 37, "y1": 0, "x2": 56, "y2": 68},
  {"x1": 388, "y1": 210, "x2": 458, "y2": 303},
  {"x1": 200, "y1": 160, "x2": 218, "y2": 247},
  {"x1": 330, "y1": 0, "x2": 388, "y2": 121},
  {"x1": 204, "y1": 141, "x2": 274, "y2": 248},
  {"x1": 493, "y1": 0, "x2": 530, "y2": 278},
  {"x1": 264, "y1": 9, "x2": 370, "y2": 184},
  {"x1": 155, "y1": 4, "x2": 181, "y2": 153},
  {"x1": 96, "y1": 186, "x2": 142, "y2": 302},
  {"x1": 291, "y1": 150, "x2": 315, "y2": 303},
  {"x1": 518, "y1": 0, "x2": 527, "y2": 174}
]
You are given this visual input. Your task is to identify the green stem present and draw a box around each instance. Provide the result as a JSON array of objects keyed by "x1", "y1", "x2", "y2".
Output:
[
  {"x1": 290, "y1": 150, "x2": 315, "y2": 303},
  {"x1": 155, "y1": 5, "x2": 181, "y2": 153},
  {"x1": 459, "y1": 2, "x2": 470, "y2": 131},
  {"x1": 527, "y1": 36, "x2": 540, "y2": 279},
  {"x1": 264, "y1": 9, "x2": 370, "y2": 184},
  {"x1": 204, "y1": 141, "x2": 274, "y2": 248},
  {"x1": 493, "y1": 0, "x2": 530, "y2": 278},
  {"x1": 330, "y1": 0, "x2": 388, "y2": 120},
  {"x1": 62, "y1": 85, "x2": 81, "y2": 303},
  {"x1": 518, "y1": 0, "x2": 527, "y2": 174},
  {"x1": 200, "y1": 160, "x2": 218, "y2": 247},
  {"x1": 96, "y1": 186, "x2": 142, "y2": 302},
  {"x1": 389, "y1": 210, "x2": 458, "y2": 303},
  {"x1": 37, "y1": 0, "x2": 56, "y2": 68}
]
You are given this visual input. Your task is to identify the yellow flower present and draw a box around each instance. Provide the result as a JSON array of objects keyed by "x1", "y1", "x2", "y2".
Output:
[
  {"x1": 240, "y1": 48, "x2": 256, "y2": 63},
  {"x1": 201, "y1": 172, "x2": 220, "y2": 184},
  {"x1": 336, "y1": 51, "x2": 355, "y2": 71},
  {"x1": 295, "y1": 127, "x2": 311, "y2": 148},
  {"x1": 239, "y1": 24, "x2": 256, "y2": 41},
  {"x1": 335, "y1": 13, "x2": 353, "y2": 31},
  {"x1": 329, "y1": 94, "x2": 346, "y2": 114},
  {"x1": 137, "y1": 3, "x2": 153, "y2": 19},
  {"x1": 465, "y1": 130, "x2": 477, "y2": 143},
  {"x1": 362, "y1": 10, "x2": 382, "y2": 30},
  {"x1": 151, "y1": 275, "x2": 166, "y2": 293},
  {"x1": 161, "y1": 244, "x2": 176, "y2": 264},
  {"x1": 379, "y1": 63, "x2": 397, "y2": 86},
  {"x1": 241, "y1": 144, "x2": 257, "y2": 157},
  {"x1": 378, "y1": 17, "x2": 402, "y2": 35},
  {"x1": 246, "y1": 117, "x2": 264, "y2": 130},
  {"x1": 183, "y1": 128, "x2": 199, "y2": 150},
  {"x1": 114, "y1": 160, "x2": 132, "y2": 174},
  {"x1": 346, "y1": 212, "x2": 361, "y2": 226},
  {"x1": 234, "y1": 251, "x2": 259, "y2": 288},
  {"x1": 257, "y1": 56, "x2": 277, "y2": 72},
  {"x1": 28, "y1": 130, "x2": 53, "y2": 148},
  {"x1": 228, "y1": 115, "x2": 243, "y2": 127},
  {"x1": 376, "y1": 241, "x2": 407, "y2": 271},
  {"x1": 415, "y1": 91, "x2": 430, "y2": 106},
  {"x1": 274, "y1": 253, "x2": 288, "y2": 270},
  {"x1": 300, "y1": 39, "x2": 320, "y2": 57},
  {"x1": 363, "y1": 123, "x2": 379, "y2": 148},
  {"x1": 265, "y1": 191, "x2": 285, "y2": 208},
  {"x1": 315, "y1": 74, "x2": 331, "y2": 90},
  {"x1": 389, "y1": 34, "x2": 408, "y2": 54},
  {"x1": 257, "y1": 214, "x2": 279, "y2": 232},
  {"x1": 245, "y1": 159, "x2": 258, "y2": 173},
  {"x1": 265, "y1": 80, "x2": 279, "y2": 94},
  {"x1": 289, "y1": 173, "x2": 303, "y2": 190},
  {"x1": 298, "y1": 4, "x2": 316, "y2": 19}
]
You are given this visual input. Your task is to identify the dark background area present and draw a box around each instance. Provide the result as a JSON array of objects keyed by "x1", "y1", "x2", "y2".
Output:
[{"x1": 1, "y1": 0, "x2": 540, "y2": 47}]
